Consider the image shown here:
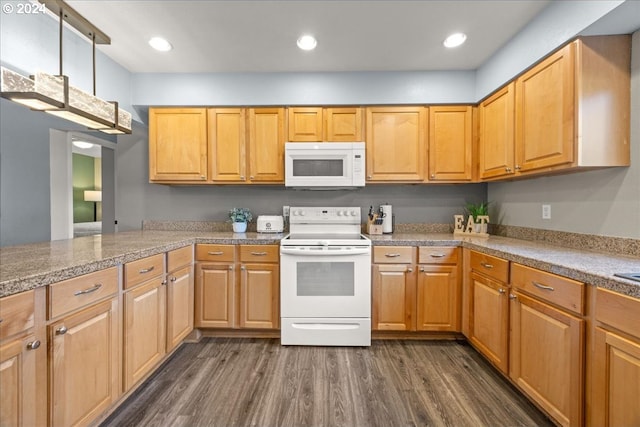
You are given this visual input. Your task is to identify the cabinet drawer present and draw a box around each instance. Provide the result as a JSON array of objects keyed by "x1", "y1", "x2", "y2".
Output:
[
  {"x1": 419, "y1": 246, "x2": 458, "y2": 264},
  {"x1": 239, "y1": 245, "x2": 279, "y2": 263},
  {"x1": 470, "y1": 251, "x2": 509, "y2": 283},
  {"x1": 511, "y1": 263, "x2": 584, "y2": 314},
  {"x1": 167, "y1": 245, "x2": 193, "y2": 272},
  {"x1": 125, "y1": 254, "x2": 165, "y2": 289},
  {"x1": 196, "y1": 244, "x2": 236, "y2": 262},
  {"x1": 373, "y1": 246, "x2": 415, "y2": 264},
  {"x1": 0, "y1": 290, "x2": 34, "y2": 340},
  {"x1": 596, "y1": 288, "x2": 640, "y2": 337},
  {"x1": 49, "y1": 267, "x2": 119, "y2": 319}
]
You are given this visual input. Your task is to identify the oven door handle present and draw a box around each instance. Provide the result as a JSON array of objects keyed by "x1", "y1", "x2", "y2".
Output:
[{"x1": 280, "y1": 247, "x2": 371, "y2": 256}]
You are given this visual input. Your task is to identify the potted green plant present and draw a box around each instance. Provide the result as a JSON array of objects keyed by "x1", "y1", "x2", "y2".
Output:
[
  {"x1": 228, "y1": 207, "x2": 253, "y2": 232},
  {"x1": 465, "y1": 201, "x2": 490, "y2": 233}
]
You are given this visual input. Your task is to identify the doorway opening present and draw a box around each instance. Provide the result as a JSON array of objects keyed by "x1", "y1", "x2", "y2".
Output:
[{"x1": 50, "y1": 130, "x2": 116, "y2": 240}]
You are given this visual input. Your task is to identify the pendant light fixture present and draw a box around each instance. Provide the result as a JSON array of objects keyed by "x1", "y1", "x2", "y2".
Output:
[{"x1": 0, "y1": 0, "x2": 132, "y2": 134}]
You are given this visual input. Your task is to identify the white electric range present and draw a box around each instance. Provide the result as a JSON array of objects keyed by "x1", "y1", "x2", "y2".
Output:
[{"x1": 280, "y1": 207, "x2": 372, "y2": 346}]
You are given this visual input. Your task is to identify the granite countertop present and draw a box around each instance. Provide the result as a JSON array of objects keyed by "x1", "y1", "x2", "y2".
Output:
[{"x1": 1, "y1": 230, "x2": 639, "y2": 299}]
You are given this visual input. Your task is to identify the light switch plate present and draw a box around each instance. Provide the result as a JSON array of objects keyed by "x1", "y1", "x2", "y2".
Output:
[{"x1": 542, "y1": 204, "x2": 551, "y2": 219}]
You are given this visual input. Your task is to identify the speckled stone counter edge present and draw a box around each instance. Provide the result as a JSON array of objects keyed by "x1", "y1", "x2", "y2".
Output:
[{"x1": 143, "y1": 221, "x2": 639, "y2": 257}]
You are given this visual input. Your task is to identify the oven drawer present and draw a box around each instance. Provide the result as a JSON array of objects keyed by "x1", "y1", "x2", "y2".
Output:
[
  {"x1": 373, "y1": 246, "x2": 415, "y2": 264},
  {"x1": 281, "y1": 317, "x2": 371, "y2": 346}
]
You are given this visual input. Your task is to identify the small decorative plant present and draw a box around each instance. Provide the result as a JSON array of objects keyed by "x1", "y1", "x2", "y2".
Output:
[
  {"x1": 465, "y1": 202, "x2": 489, "y2": 222},
  {"x1": 228, "y1": 207, "x2": 253, "y2": 223}
]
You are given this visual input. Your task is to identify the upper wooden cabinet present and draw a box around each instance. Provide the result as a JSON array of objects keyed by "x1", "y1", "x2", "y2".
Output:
[
  {"x1": 479, "y1": 35, "x2": 631, "y2": 181},
  {"x1": 428, "y1": 106, "x2": 474, "y2": 182},
  {"x1": 248, "y1": 108, "x2": 286, "y2": 182},
  {"x1": 149, "y1": 108, "x2": 208, "y2": 182},
  {"x1": 209, "y1": 108, "x2": 246, "y2": 182},
  {"x1": 365, "y1": 106, "x2": 427, "y2": 182},
  {"x1": 209, "y1": 107, "x2": 285, "y2": 184},
  {"x1": 479, "y1": 83, "x2": 515, "y2": 180},
  {"x1": 287, "y1": 107, "x2": 363, "y2": 142}
]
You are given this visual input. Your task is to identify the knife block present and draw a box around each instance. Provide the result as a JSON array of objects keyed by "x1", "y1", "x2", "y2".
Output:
[{"x1": 367, "y1": 220, "x2": 383, "y2": 235}]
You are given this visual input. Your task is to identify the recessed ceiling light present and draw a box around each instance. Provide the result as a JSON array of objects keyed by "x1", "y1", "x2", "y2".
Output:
[
  {"x1": 443, "y1": 33, "x2": 467, "y2": 48},
  {"x1": 149, "y1": 37, "x2": 173, "y2": 52},
  {"x1": 73, "y1": 140, "x2": 94, "y2": 149},
  {"x1": 297, "y1": 35, "x2": 317, "y2": 51}
]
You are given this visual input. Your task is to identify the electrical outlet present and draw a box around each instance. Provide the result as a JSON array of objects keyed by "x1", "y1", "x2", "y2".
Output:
[
  {"x1": 283, "y1": 205, "x2": 290, "y2": 217},
  {"x1": 542, "y1": 204, "x2": 551, "y2": 220}
]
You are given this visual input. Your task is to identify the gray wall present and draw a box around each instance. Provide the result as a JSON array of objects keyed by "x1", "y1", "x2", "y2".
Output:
[
  {"x1": 488, "y1": 30, "x2": 640, "y2": 239},
  {"x1": 115, "y1": 124, "x2": 486, "y2": 231}
]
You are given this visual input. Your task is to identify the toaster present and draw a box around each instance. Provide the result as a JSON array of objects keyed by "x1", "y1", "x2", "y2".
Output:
[{"x1": 256, "y1": 215, "x2": 284, "y2": 233}]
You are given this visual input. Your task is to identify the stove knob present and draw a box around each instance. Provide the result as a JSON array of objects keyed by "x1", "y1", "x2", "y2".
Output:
[
  {"x1": 337, "y1": 211, "x2": 343, "y2": 216},
  {"x1": 350, "y1": 210, "x2": 358, "y2": 216},
  {"x1": 299, "y1": 210, "x2": 306, "y2": 216},
  {"x1": 292, "y1": 210, "x2": 298, "y2": 216}
]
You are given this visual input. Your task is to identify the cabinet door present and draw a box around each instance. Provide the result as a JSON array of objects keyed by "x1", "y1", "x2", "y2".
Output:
[
  {"x1": 0, "y1": 336, "x2": 37, "y2": 427},
  {"x1": 287, "y1": 107, "x2": 323, "y2": 141},
  {"x1": 592, "y1": 328, "x2": 640, "y2": 427},
  {"x1": 510, "y1": 291, "x2": 584, "y2": 427},
  {"x1": 209, "y1": 108, "x2": 247, "y2": 182},
  {"x1": 416, "y1": 265, "x2": 459, "y2": 331},
  {"x1": 428, "y1": 106, "x2": 473, "y2": 181},
  {"x1": 124, "y1": 278, "x2": 166, "y2": 391},
  {"x1": 516, "y1": 43, "x2": 575, "y2": 172},
  {"x1": 166, "y1": 266, "x2": 194, "y2": 352},
  {"x1": 248, "y1": 108, "x2": 285, "y2": 183},
  {"x1": 366, "y1": 107, "x2": 427, "y2": 182},
  {"x1": 372, "y1": 264, "x2": 415, "y2": 331},
  {"x1": 50, "y1": 299, "x2": 119, "y2": 427},
  {"x1": 195, "y1": 263, "x2": 236, "y2": 328},
  {"x1": 479, "y1": 83, "x2": 515, "y2": 179},
  {"x1": 239, "y1": 263, "x2": 279, "y2": 329},
  {"x1": 325, "y1": 107, "x2": 363, "y2": 141},
  {"x1": 469, "y1": 272, "x2": 509, "y2": 373},
  {"x1": 149, "y1": 108, "x2": 208, "y2": 182}
]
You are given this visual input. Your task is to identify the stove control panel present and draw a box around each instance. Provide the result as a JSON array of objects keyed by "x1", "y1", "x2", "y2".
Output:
[{"x1": 289, "y1": 207, "x2": 361, "y2": 224}]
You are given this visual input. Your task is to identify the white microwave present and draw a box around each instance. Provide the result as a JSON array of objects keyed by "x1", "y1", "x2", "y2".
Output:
[{"x1": 285, "y1": 142, "x2": 366, "y2": 188}]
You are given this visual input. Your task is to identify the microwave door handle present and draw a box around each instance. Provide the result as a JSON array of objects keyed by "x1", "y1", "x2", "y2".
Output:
[{"x1": 280, "y1": 247, "x2": 371, "y2": 256}]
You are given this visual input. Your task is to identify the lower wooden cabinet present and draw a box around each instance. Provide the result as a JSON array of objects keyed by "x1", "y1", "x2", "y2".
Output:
[
  {"x1": 372, "y1": 263, "x2": 416, "y2": 331},
  {"x1": 239, "y1": 263, "x2": 279, "y2": 329},
  {"x1": 373, "y1": 246, "x2": 461, "y2": 332},
  {"x1": 123, "y1": 276, "x2": 167, "y2": 391},
  {"x1": 195, "y1": 244, "x2": 280, "y2": 330},
  {"x1": 468, "y1": 271, "x2": 510, "y2": 373},
  {"x1": 166, "y1": 265, "x2": 194, "y2": 351},
  {"x1": 49, "y1": 298, "x2": 119, "y2": 427},
  {"x1": 510, "y1": 291, "x2": 584, "y2": 427},
  {"x1": 591, "y1": 288, "x2": 640, "y2": 427}
]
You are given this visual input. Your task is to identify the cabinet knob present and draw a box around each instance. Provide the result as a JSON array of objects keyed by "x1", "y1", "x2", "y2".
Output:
[
  {"x1": 250, "y1": 176, "x2": 254, "y2": 180},
  {"x1": 201, "y1": 176, "x2": 206, "y2": 180},
  {"x1": 419, "y1": 267, "x2": 425, "y2": 272},
  {"x1": 161, "y1": 279, "x2": 168, "y2": 286},
  {"x1": 505, "y1": 167, "x2": 512, "y2": 172},
  {"x1": 170, "y1": 276, "x2": 177, "y2": 282},
  {"x1": 229, "y1": 266, "x2": 233, "y2": 271},
  {"x1": 367, "y1": 175, "x2": 372, "y2": 179},
  {"x1": 240, "y1": 176, "x2": 245, "y2": 180},
  {"x1": 240, "y1": 266, "x2": 246, "y2": 271},
  {"x1": 56, "y1": 326, "x2": 68, "y2": 335},
  {"x1": 509, "y1": 294, "x2": 517, "y2": 300},
  {"x1": 430, "y1": 174, "x2": 435, "y2": 179},
  {"x1": 26, "y1": 340, "x2": 41, "y2": 350},
  {"x1": 515, "y1": 165, "x2": 521, "y2": 171},
  {"x1": 498, "y1": 288, "x2": 506, "y2": 294},
  {"x1": 407, "y1": 267, "x2": 413, "y2": 273}
]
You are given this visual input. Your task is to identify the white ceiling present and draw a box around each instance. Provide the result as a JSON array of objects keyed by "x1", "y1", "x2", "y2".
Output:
[{"x1": 65, "y1": 0, "x2": 552, "y2": 73}]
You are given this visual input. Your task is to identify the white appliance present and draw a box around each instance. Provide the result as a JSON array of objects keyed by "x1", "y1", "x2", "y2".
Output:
[
  {"x1": 280, "y1": 206, "x2": 372, "y2": 346},
  {"x1": 256, "y1": 215, "x2": 284, "y2": 233},
  {"x1": 284, "y1": 142, "x2": 366, "y2": 188}
]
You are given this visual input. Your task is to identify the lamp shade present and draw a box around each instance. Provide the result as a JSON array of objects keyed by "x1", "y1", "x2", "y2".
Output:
[{"x1": 84, "y1": 190, "x2": 102, "y2": 202}]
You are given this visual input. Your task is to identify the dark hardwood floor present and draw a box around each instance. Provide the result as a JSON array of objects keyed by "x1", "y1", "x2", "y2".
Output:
[{"x1": 101, "y1": 338, "x2": 553, "y2": 427}]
